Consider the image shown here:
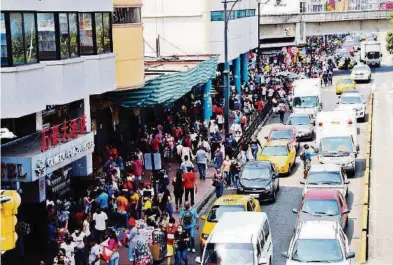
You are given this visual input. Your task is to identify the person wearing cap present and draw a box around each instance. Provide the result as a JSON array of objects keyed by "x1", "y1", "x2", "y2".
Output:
[{"x1": 212, "y1": 169, "x2": 226, "y2": 198}]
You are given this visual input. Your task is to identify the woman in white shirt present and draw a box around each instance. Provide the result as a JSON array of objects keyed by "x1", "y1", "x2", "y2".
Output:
[
  {"x1": 82, "y1": 215, "x2": 91, "y2": 238},
  {"x1": 71, "y1": 229, "x2": 86, "y2": 265}
]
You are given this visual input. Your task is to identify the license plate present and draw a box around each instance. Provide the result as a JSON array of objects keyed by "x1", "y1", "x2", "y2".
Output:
[{"x1": 250, "y1": 194, "x2": 259, "y2": 198}]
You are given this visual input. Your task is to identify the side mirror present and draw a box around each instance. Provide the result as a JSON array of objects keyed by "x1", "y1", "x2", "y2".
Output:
[
  {"x1": 343, "y1": 209, "x2": 350, "y2": 214},
  {"x1": 346, "y1": 252, "x2": 356, "y2": 259},
  {"x1": 258, "y1": 257, "x2": 268, "y2": 265},
  {"x1": 195, "y1": 257, "x2": 202, "y2": 264},
  {"x1": 345, "y1": 180, "x2": 350, "y2": 184},
  {"x1": 300, "y1": 180, "x2": 305, "y2": 184},
  {"x1": 292, "y1": 208, "x2": 298, "y2": 214},
  {"x1": 281, "y1": 251, "x2": 289, "y2": 258},
  {"x1": 201, "y1": 215, "x2": 207, "y2": 221}
]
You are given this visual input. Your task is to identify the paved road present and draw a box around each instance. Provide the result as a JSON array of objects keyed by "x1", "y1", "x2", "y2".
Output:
[{"x1": 189, "y1": 64, "x2": 391, "y2": 265}]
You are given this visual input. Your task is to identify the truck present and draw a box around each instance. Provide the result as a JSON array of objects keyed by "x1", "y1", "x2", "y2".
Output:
[
  {"x1": 292, "y1": 78, "x2": 322, "y2": 121},
  {"x1": 360, "y1": 41, "x2": 382, "y2": 67}
]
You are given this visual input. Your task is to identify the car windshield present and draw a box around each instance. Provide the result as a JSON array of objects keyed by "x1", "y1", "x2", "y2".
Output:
[
  {"x1": 308, "y1": 171, "x2": 342, "y2": 184},
  {"x1": 288, "y1": 116, "x2": 310, "y2": 125},
  {"x1": 293, "y1": 96, "x2": 318, "y2": 108},
  {"x1": 207, "y1": 205, "x2": 245, "y2": 222},
  {"x1": 338, "y1": 79, "x2": 353, "y2": 85},
  {"x1": 203, "y1": 243, "x2": 254, "y2": 265},
  {"x1": 241, "y1": 167, "x2": 271, "y2": 180},
  {"x1": 366, "y1": 51, "x2": 380, "y2": 59},
  {"x1": 321, "y1": 137, "x2": 353, "y2": 153},
  {"x1": 353, "y1": 66, "x2": 368, "y2": 72},
  {"x1": 292, "y1": 239, "x2": 343, "y2": 262},
  {"x1": 261, "y1": 146, "x2": 289, "y2": 156},
  {"x1": 301, "y1": 199, "x2": 340, "y2": 215},
  {"x1": 340, "y1": 96, "x2": 362, "y2": 104},
  {"x1": 270, "y1": 130, "x2": 293, "y2": 140}
]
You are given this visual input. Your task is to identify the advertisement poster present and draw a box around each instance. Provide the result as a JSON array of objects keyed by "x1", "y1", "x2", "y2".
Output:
[{"x1": 39, "y1": 177, "x2": 46, "y2": 203}]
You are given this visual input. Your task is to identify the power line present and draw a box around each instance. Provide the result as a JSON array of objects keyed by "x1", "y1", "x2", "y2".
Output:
[{"x1": 144, "y1": 39, "x2": 157, "y2": 55}]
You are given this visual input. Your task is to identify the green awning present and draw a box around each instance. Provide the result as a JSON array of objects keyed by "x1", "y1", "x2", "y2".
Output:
[{"x1": 109, "y1": 56, "x2": 218, "y2": 108}]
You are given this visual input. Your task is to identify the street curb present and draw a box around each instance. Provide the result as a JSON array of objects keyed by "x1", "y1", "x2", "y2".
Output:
[
  {"x1": 195, "y1": 109, "x2": 273, "y2": 214},
  {"x1": 359, "y1": 93, "x2": 374, "y2": 264}
]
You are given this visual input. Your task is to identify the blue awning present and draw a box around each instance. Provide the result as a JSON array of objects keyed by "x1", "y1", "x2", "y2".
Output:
[{"x1": 109, "y1": 56, "x2": 218, "y2": 108}]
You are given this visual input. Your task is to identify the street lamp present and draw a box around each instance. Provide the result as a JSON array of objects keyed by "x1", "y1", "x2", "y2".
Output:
[{"x1": 223, "y1": 0, "x2": 268, "y2": 133}]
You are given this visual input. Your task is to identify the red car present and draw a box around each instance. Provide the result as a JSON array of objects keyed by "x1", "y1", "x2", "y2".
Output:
[
  {"x1": 292, "y1": 189, "x2": 350, "y2": 230},
  {"x1": 265, "y1": 125, "x2": 298, "y2": 150}
]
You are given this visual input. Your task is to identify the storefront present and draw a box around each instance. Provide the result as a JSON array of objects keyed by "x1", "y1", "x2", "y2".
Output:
[{"x1": 1, "y1": 115, "x2": 94, "y2": 203}]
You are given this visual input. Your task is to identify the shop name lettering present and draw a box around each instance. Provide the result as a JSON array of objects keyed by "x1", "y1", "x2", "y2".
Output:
[
  {"x1": 41, "y1": 115, "x2": 88, "y2": 152},
  {"x1": 46, "y1": 140, "x2": 94, "y2": 168}
]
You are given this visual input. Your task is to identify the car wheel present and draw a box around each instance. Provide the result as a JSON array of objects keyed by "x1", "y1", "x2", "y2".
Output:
[
  {"x1": 277, "y1": 180, "x2": 280, "y2": 192},
  {"x1": 271, "y1": 188, "x2": 276, "y2": 202}
]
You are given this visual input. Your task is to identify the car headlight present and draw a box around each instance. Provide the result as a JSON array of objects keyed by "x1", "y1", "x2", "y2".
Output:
[
  {"x1": 265, "y1": 185, "x2": 272, "y2": 190},
  {"x1": 201, "y1": 233, "x2": 209, "y2": 240}
]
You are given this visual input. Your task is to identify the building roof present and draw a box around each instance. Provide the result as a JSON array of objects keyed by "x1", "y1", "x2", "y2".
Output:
[
  {"x1": 209, "y1": 212, "x2": 268, "y2": 244},
  {"x1": 298, "y1": 220, "x2": 339, "y2": 239},
  {"x1": 303, "y1": 189, "x2": 340, "y2": 200}
]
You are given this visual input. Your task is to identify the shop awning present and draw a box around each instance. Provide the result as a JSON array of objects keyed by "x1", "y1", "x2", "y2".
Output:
[{"x1": 108, "y1": 55, "x2": 218, "y2": 108}]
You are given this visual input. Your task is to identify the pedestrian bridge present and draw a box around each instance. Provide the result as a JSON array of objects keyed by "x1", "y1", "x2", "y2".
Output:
[{"x1": 259, "y1": 10, "x2": 392, "y2": 48}]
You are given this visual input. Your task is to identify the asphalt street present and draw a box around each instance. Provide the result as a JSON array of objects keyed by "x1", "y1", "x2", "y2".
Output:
[{"x1": 188, "y1": 58, "x2": 393, "y2": 265}]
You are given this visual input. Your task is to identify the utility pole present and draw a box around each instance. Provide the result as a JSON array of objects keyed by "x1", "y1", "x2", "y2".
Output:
[
  {"x1": 257, "y1": 2, "x2": 261, "y2": 70},
  {"x1": 223, "y1": 0, "x2": 230, "y2": 134}
]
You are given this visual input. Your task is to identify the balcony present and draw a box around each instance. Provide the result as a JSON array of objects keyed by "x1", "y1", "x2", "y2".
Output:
[{"x1": 1, "y1": 54, "x2": 116, "y2": 119}]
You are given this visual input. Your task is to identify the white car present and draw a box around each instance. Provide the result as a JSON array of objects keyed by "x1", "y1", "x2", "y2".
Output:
[
  {"x1": 336, "y1": 93, "x2": 366, "y2": 122},
  {"x1": 300, "y1": 164, "x2": 350, "y2": 198},
  {"x1": 282, "y1": 220, "x2": 356, "y2": 265},
  {"x1": 350, "y1": 64, "x2": 371, "y2": 82}
]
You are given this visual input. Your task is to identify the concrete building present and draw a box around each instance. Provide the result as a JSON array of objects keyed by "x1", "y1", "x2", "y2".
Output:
[{"x1": 1, "y1": 0, "x2": 116, "y2": 203}]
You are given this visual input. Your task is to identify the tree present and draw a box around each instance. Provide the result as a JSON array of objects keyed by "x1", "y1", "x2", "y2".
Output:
[{"x1": 386, "y1": 13, "x2": 393, "y2": 54}]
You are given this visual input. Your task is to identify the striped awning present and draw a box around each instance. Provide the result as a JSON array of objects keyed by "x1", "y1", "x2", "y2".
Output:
[{"x1": 109, "y1": 56, "x2": 218, "y2": 108}]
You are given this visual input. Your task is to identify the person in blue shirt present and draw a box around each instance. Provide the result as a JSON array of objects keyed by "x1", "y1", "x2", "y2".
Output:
[
  {"x1": 178, "y1": 201, "x2": 199, "y2": 253},
  {"x1": 224, "y1": 134, "x2": 237, "y2": 159},
  {"x1": 96, "y1": 189, "x2": 109, "y2": 211},
  {"x1": 300, "y1": 144, "x2": 315, "y2": 178}
]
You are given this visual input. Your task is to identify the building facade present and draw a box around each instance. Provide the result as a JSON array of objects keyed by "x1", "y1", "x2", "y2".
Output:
[{"x1": 1, "y1": 0, "x2": 116, "y2": 203}]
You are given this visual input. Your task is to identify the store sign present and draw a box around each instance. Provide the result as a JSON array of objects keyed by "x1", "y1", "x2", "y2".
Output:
[
  {"x1": 40, "y1": 115, "x2": 87, "y2": 152},
  {"x1": 45, "y1": 140, "x2": 94, "y2": 168}
]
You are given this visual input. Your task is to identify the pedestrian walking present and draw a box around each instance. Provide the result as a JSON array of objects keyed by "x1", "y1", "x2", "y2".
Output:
[
  {"x1": 250, "y1": 136, "x2": 263, "y2": 161},
  {"x1": 179, "y1": 202, "x2": 199, "y2": 253},
  {"x1": 210, "y1": 132, "x2": 222, "y2": 161},
  {"x1": 278, "y1": 99, "x2": 287, "y2": 124},
  {"x1": 172, "y1": 171, "x2": 184, "y2": 211},
  {"x1": 221, "y1": 156, "x2": 231, "y2": 186},
  {"x1": 88, "y1": 239, "x2": 100, "y2": 265},
  {"x1": 107, "y1": 230, "x2": 120, "y2": 265},
  {"x1": 213, "y1": 147, "x2": 223, "y2": 171},
  {"x1": 71, "y1": 228, "x2": 87, "y2": 265},
  {"x1": 166, "y1": 217, "x2": 177, "y2": 265},
  {"x1": 126, "y1": 219, "x2": 138, "y2": 263},
  {"x1": 174, "y1": 225, "x2": 190, "y2": 265},
  {"x1": 212, "y1": 170, "x2": 225, "y2": 198},
  {"x1": 60, "y1": 235, "x2": 76, "y2": 265},
  {"x1": 132, "y1": 230, "x2": 154, "y2": 265},
  {"x1": 195, "y1": 146, "x2": 207, "y2": 180},
  {"x1": 92, "y1": 208, "x2": 107, "y2": 243},
  {"x1": 183, "y1": 167, "x2": 196, "y2": 206},
  {"x1": 180, "y1": 155, "x2": 194, "y2": 173},
  {"x1": 224, "y1": 134, "x2": 236, "y2": 159}
]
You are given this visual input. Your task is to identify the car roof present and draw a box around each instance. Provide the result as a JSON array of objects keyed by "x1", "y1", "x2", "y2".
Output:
[
  {"x1": 297, "y1": 213, "x2": 338, "y2": 225},
  {"x1": 297, "y1": 220, "x2": 339, "y2": 239},
  {"x1": 213, "y1": 195, "x2": 251, "y2": 206},
  {"x1": 209, "y1": 212, "x2": 268, "y2": 243},
  {"x1": 340, "y1": 93, "x2": 361, "y2": 98},
  {"x1": 304, "y1": 189, "x2": 341, "y2": 200},
  {"x1": 353, "y1": 64, "x2": 369, "y2": 69},
  {"x1": 288, "y1": 113, "x2": 310, "y2": 118},
  {"x1": 341, "y1": 90, "x2": 360, "y2": 94},
  {"x1": 270, "y1": 124, "x2": 294, "y2": 131},
  {"x1": 244, "y1": 160, "x2": 272, "y2": 168},
  {"x1": 264, "y1": 140, "x2": 289, "y2": 146},
  {"x1": 309, "y1": 164, "x2": 342, "y2": 172}
]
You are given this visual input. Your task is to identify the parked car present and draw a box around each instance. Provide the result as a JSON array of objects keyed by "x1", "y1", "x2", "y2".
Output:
[{"x1": 237, "y1": 161, "x2": 280, "y2": 202}]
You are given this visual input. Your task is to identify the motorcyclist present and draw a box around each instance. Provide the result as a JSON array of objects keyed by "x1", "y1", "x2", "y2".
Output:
[{"x1": 300, "y1": 144, "x2": 315, "y2": 179}]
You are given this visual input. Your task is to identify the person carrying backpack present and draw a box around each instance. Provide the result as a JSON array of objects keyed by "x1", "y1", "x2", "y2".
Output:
[{"x1": 178, "y1": 201, "x2": 199, "y2": 253}]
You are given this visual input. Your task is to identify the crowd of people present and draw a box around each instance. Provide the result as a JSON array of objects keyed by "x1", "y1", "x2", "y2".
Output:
[{"x1": 36, "y1": 34, "x2": 347, "y2": 265}]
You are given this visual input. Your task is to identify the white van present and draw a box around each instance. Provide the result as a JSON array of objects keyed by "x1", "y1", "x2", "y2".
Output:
[
  {"x1": 315, "y1": 110, "x2": 358, "y2": 150},
  {"x1": 292, "y1": 78, "x2": 322, "y2": 121},
  {"x1": 197, "y1": 212, "x2": 273, "y2": 265},
  {"x1": 316, "y1": 132, "x2": 357, "y2": 175}
]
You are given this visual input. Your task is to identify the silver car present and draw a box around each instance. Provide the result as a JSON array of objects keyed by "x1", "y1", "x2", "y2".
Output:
[{"x1": 287, "y1": 113, "x2": 314, "y2": 141}]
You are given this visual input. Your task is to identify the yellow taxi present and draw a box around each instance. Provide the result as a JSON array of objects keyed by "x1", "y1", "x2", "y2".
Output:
[
  {"x1": 257, "y1": 140, "x2": 296, "y2": 175},
  {"x1": 336, "y1": 78, "x2": 356, "y2": 95},
  {"x1": 199, "y1": 195, "x2": 261, "y2": 249}
]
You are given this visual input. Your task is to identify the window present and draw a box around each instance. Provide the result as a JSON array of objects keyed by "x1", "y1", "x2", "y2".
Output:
[
  {"x1": 113, "y1": 7, "x2": 141, "y2": 24},
  {"x1": 263, "y1": 220, "x2": 270, "y2": 240},
  {"x1": 246, "y1": 202, "x2": 253, "y2": 211},
  {"x1": 94, "y1": 12, "x2": 112, "y2": 54},
  {"x1": 236, "y1": 10, "x2": 246, "y2": 18},
  {"x1": 79, "y1": 13, "x2": 93, "y2": 55},
  {"x1": 211, "y1": 11, "x2": 224, "y2": 21},
  {"x1": 250, "y1": 9, "x2": 256, "y2": 16},
  {"x1": 37, "y1": 13, "x2": 56, "y2": 60},
  {"x1": 59, "y1": 13, "x2": 79, "y2": 59},
  {"x1": 257, "y1": 237, "x2": 262, "y2": 256},
  {"x1": 1, "y1": 13, "x2": 8, "y2": 66},
  {"x1": 10, "y1": 12, "x2": 37, "y2": 65}
]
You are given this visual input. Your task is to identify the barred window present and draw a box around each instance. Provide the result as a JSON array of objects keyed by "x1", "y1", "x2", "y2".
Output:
[{"x1": 113, "y1": 7, "x2": 141, "y2": 24}]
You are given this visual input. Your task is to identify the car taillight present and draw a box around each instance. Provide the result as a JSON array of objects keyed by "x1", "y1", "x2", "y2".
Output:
[
  {"x1": 318, "y1": 122, "x2": 323, "y2": 126},
  {"x1": 348, "y1": 120, "x2": 353, "y2": 125}
]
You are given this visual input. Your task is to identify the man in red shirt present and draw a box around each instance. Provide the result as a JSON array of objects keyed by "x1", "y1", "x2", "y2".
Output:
[
  {"x1": 183, "y1": 167, "x2": 196, "y2": 206},
  {"x1": 151, "y1": 135, "x2": 161, "y2": 153},
  {"x1": 132, "y1": 156, "x2": 143, "y2": 180},
  {"x1": 166, "y1": 217, "x2": 177, "y2": 265}
]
